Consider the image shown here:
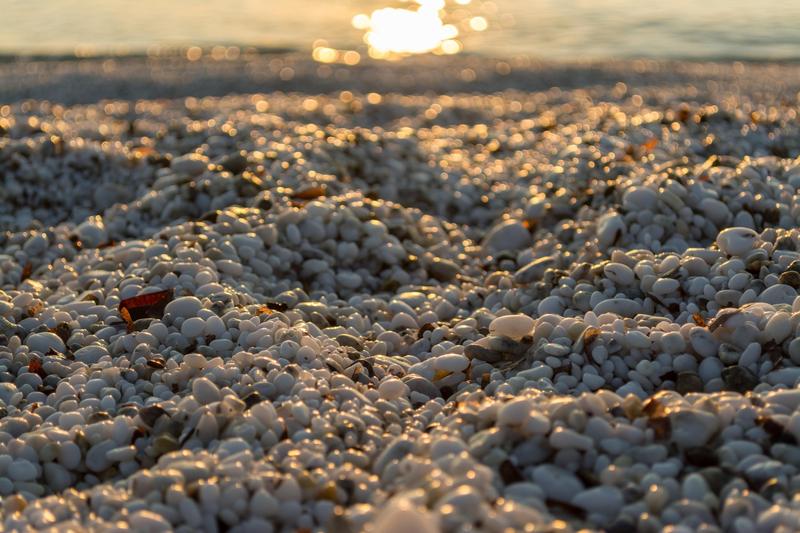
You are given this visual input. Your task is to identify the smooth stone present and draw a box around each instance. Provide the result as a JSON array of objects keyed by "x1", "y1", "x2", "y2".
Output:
[
  {"x1": 372, "y1": 497, "x2": 438, "y2": 533},
  {"x1": 604, "y1": 263, "x2": 635, "y2": 286},
  {"x1": 787, "y1": 413, "x2": 800, "y2": 443},
  {"x1": 690, "y1": 328, "x2": 718, "y2": 358},
  {"x1": 165, "y1": 296, "x2": 204, "y2": 319},
  {"x1": 8, "y1": 459, "x2": 37, "y2": 482},
  {"x1": 670, "y1": 409, "x2": 719, "y2": 448},
  {"x1": 676, "y1": 371, "x2": 703, "y2": 394},
  {"x1": 549, "y1": 427, "x2": 593, "y2": 451},
  {"x1": 698, "y1": 358, "x2": 723, "y2": 382},
  {"x1": 537, "y1": 296, "x2": 565, "y2": 315},
  {"x1": 597, "y1": 212, "x2": 625, "y2": 249},
  {"x1": 73, "y1": 345, "x2": 108, "y2": 364},
  {"x1": 532, "y1": 465, "x2": 584, "y2": 502},
  {"x1": 428, "y1": 258, "x2": 460, "y2": 282},
  {"x1": 336, "y1": 271, "x2": 362, "y2": 290},
  {"x1": 181, "y1": 317, "x2": 206, "y2": 338},
  {"x1": 582, "y1": 373, "x2": 605, "y2": 390},
  {"x1": 498, "y1": 398, "x2": 533, "y2": 426},
  {"x1": 25, "y1": 332, "x2": 65, "y2": 354},
  {"x1": 86, "y1": 440, "x2": 116, "y2": 472},
  {"x1": 192, "y1": 377, "x2": 221, "y2": 405},
  {"x1": 402, "y1": 376, "x2": 440, "y2": 399},
  {"x1": 75, "y1": 217, "x2": 109, "y2": 248},
  {"x1": 336, "y1": 334, "x2": 363, "y2": 350},
  {"x1": 744, "y1": 460, "x2": 784, "y2": 486},
  {"x1": 482, "y1": 220, "x2": 530, "y2": 253},
  {"x1": 682, "y1": 473, "x2": 710, "y2": 500},
  {"x1": 789, "y1": 338, "x2": 800, "y2": 365},
  {"x1": 758, "y1": 284, "x2": 797, "y2": 306},
  {"x1": 219, "y1": 152, "x2": 248, "y2": 174},
  {"x1": 378, "y1": 378, "x2": 408, "y2": 400},
  {"x1": 766, "y1": 368, "x2": 800, "y2": 386},
  {"x1": 622, "y1": 186, "x2": 658, "y2": 211},
  {"x1": 718, "y1": 344, "x2": 741, "y2": 365},
  {"x1": 171, "y1": 153, "x2": 209, "y2": 176},
  {"x1": 514, "y1": 256, "x2": 555, "y2": 284},
  {"x1": 204, "y1": 315, "x2": 226, "y2": 337},
  {"x1": 572, "y1": 486, "x2": 624, "y2": 517},
  {"x1": 432, "y1": 353, "x2": 470, "y2": 373},
  {"x1": 716, "y1": 227, "x2": 758, "y2": 256},
  {"x1": 489, "y1": 314, "x2": 535, "y2": 340},
  {"x1": 660, "y1": 332, "x2": 686, "y2": 354},
  {"x1": 651, "y1": 278, "x2": 680, "y2": 296},
  {"x1": 23, "y1": 233, "x2": 48, "y2": 256},
  {"x1": 0, "y1": 383, "x2": 23, "y2": 405},
  {"x1": 700, "y1": 198, "x2": 730, "y2": 226},
  {"x1": 129, "y1": 510, "x2": 173, "y2": 532},
  {"x1": 593, "y1": 298, "x2": 642, "y2": 317},
  {"x1": 722, "y1": 366, "x2": 759, "y2": 393},
  {"x1": 764, "y1": 311, "x2": 792, "y2": 343}
]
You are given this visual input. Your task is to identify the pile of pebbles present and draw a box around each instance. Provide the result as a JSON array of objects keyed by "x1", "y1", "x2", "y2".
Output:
[{"x1": 1, "y1": 57, "x2": 800, "y2": 531}]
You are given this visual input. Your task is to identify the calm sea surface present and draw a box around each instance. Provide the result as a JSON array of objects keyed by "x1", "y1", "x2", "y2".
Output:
[{"x1": 4, "y1": 0, "x2": 800, "y2": 60}]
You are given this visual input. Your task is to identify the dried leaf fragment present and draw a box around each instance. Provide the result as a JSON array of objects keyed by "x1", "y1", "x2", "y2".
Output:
[{"x1": 119, "y1": 289, "x2": 173, "y2": 331}]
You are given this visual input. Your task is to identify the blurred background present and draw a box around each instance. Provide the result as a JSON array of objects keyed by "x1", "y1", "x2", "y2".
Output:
[{"x1": 4, "y1": 0, "x2": 800, "y2": 61}]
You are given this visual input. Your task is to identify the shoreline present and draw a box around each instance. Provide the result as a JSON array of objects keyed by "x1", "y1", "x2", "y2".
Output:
[{"x1": 3, "y1": 53, "x2": 800, "y2": 106}]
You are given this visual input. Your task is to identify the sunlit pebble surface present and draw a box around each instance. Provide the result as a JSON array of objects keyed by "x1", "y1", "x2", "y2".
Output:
[{"x1": 2, "y1": 57, "x2": 800, "y2": 532}]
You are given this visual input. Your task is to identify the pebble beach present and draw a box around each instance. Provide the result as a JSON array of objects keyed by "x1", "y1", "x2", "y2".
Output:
[{"x1": 1, "y1": 54, "x2": 800, "y2": 532}]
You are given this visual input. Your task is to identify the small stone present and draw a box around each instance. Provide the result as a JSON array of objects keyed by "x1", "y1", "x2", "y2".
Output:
[
  {"x1": 372, "y1": 497, "x2": 439, "y2": 533},
  {"x1": 192, "y1": 377, "x2": 221, "y2": 405},
  {"x1": 171, "y1": 153, "x2": 209, "y2": 175},
  {"x1": 670, "y1": 408, "x2": 719, "y2": 448},
  {"x1": 498, "y1": 398, "x2": 532, "y2": 426},
  {"x1": 23, "y1": 233, "x2": 48, "y2": 256},
  {"x1": 165, "y1": 296, "x2": 204, "y2": 319},
  {"x1": 432, "y1": 353, "x2": 470, "y2": 373},
  {"x1": 428, "y1": 258, "x2": 460, "y2": 282},
  {"x1": 532, "y1": 465, "x2": 584, "y2": 502},
  {"x1": 597, "y1": 212, "x2": 625, "y2": 249},
  {"x1": 75, "y1": 217, "x2": 108, "y2": 248},
  {"x1": 572, "y1": 486, "x2": 624, "y2": 518},
  {"x1": 778, "y1": 270, "x2": 800, "y2": 288},
  {"x1": 651, "y1": 278, "x2": 680, "y2": 296},
  {"x1": 716, "y1": 227, "x2": 758, "y2": 256},
  {"x1": 758, "y1": 284, "x2": 797, "y2": 305},
  {"x1": 622, "y1": 186, "x2": 658, "y2": 211},
  {"x1": 549, "y1": 427, "x2": 593, "y2": 451},
  {"x1": 722, "y1": 366, "x2": 759, "y2": 394},
  {"x1": 402, "y1": 376, "x2": 440, "y2": 399},
  {"x1": 604, "y1": 263, "x2": 635, "y2": 286},
  {"x1": 593, "y1": 298, "x2": 642, "y2": 317},
  {"x1": 514, "y1": 256, "x2": 555, "y2": 284},
  {"x1": 25, "y1": 332, "x2": 65, "y2": 354},
  {"x1": 219, "y1": 152, "x2": 248, "y2": 174},
  {"x1": 336, "y1": 334, "x2": 363, "y2": 350},
  {"x1": 74, "y1": 345, "x2": 108, "y2": 364},
  {"x1": 676, "y1": 371, "x2": 703, "y2": 394},
  {"x1": 378, "y1": 378, "x2": 407, "y2": 400},
  {"x1": 181, "y1": 317, "x2": 206, "y2": 338},
  {"x1": 482, "y1": 220, "x2": 530, "y2": 253},
  {"x1": 129, "y1": 510, "x2": 172, "y2": 532},
  {"x1": 718, "y1": 344, "x2": 741, "y2": 366},
  {"x1": 689, "y1": 328, "x2": 718, "y2": 358},
  {"x1": 7, "y1": 459, "x2": 37, "y2": 482},
  {"x1": 489, "y1": 314, "x2": 535, "y2": 340}
]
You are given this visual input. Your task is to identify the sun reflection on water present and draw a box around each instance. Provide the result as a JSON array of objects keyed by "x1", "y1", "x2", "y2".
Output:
[
  {"x1": 358, "y1": 0, "x2": 459, "y2": 58},
  {"x1": 313, "y1": 0, "x2": 489, "y2": 63}
]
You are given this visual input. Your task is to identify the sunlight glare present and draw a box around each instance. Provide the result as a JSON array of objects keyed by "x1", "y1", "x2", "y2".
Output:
[
  {"x1": 469, "y1": 16, "x2": 488, "y2": 31},
  {"x1": 355, "y1": 0, "x2": 461, "y2": 58}
]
